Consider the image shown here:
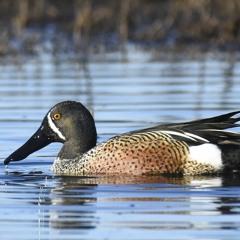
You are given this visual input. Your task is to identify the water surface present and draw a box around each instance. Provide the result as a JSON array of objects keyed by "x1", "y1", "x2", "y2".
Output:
[{"x1": 0, "y1": 50, "x2": 240, "y2": 239}]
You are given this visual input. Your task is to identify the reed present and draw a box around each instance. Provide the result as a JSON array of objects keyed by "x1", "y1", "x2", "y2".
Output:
[{"x1": 0, "y1": 0, "x2": 239, "y2": 55}]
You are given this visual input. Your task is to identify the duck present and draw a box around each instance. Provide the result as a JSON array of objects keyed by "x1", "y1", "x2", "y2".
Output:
[{"x1": 4, "y1": 101, "x2": 240, "y2": 175}]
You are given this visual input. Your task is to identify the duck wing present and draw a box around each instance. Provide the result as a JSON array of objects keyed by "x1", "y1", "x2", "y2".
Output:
[{"x1": 127, "y1": 110, "x2": 240, "y2": 146}]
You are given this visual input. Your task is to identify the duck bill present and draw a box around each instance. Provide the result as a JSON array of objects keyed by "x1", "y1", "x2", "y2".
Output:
[{"x1": 4, "y1": 123, "x2": 55, "y2": 165}]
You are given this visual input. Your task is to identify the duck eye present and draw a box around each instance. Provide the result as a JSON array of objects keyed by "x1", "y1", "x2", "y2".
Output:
[{"x1": 53, "y1": 113, "x2": 61, "y2": 120}]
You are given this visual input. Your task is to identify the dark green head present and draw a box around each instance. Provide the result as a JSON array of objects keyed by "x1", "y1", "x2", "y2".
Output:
[{"x1": 4, "y1": 101, "x2": 97, "y2": 165}]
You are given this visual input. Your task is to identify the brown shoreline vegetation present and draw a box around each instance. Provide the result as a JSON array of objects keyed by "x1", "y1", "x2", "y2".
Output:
[{"x1": 0, "y1": 0, "x2": 240, "y2": 56}]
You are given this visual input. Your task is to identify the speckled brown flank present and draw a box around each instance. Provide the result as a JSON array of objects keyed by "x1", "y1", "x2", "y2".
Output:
[{"x1": 52, "y1": 131, "x2": 190, "y2": 175}]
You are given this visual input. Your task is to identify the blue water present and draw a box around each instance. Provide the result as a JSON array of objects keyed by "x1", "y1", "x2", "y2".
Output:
[{"x1": 0, "y1": 50, "x2": 240, "y2": 239}]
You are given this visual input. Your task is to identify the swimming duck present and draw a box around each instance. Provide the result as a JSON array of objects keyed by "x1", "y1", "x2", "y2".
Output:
[{"x1": 4, "y1": 101, "x2": 240, "y2": 175}]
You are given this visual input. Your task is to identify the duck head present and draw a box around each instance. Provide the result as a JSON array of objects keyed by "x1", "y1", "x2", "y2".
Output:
[{"x1": 4, "y1": 101, "x2": 97, "y2": 165}]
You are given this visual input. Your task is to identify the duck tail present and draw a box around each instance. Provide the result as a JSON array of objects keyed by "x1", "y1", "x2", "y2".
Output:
[{"x1": 164, "y1": 110, "x2": 240, "y2": 131}]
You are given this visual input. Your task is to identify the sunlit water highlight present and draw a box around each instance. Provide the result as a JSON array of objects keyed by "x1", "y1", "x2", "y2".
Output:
[{"x1": 0, "y1": 50, "x2": 240, "y2": 239}]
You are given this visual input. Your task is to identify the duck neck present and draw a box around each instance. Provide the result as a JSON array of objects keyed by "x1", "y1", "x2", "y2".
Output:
[{"x1": 57, "y1": 129, "x2": 97, "y2": 160}]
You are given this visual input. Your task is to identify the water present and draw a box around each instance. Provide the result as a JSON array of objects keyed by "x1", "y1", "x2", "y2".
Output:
[{"x1": 0, "y1": 50, "x2": 240, "y2": 239}]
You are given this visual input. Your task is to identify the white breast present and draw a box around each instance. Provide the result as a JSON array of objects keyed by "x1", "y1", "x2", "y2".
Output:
[{"x1": 189, "y1": 143, "x2": 222, "y2": 170}]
